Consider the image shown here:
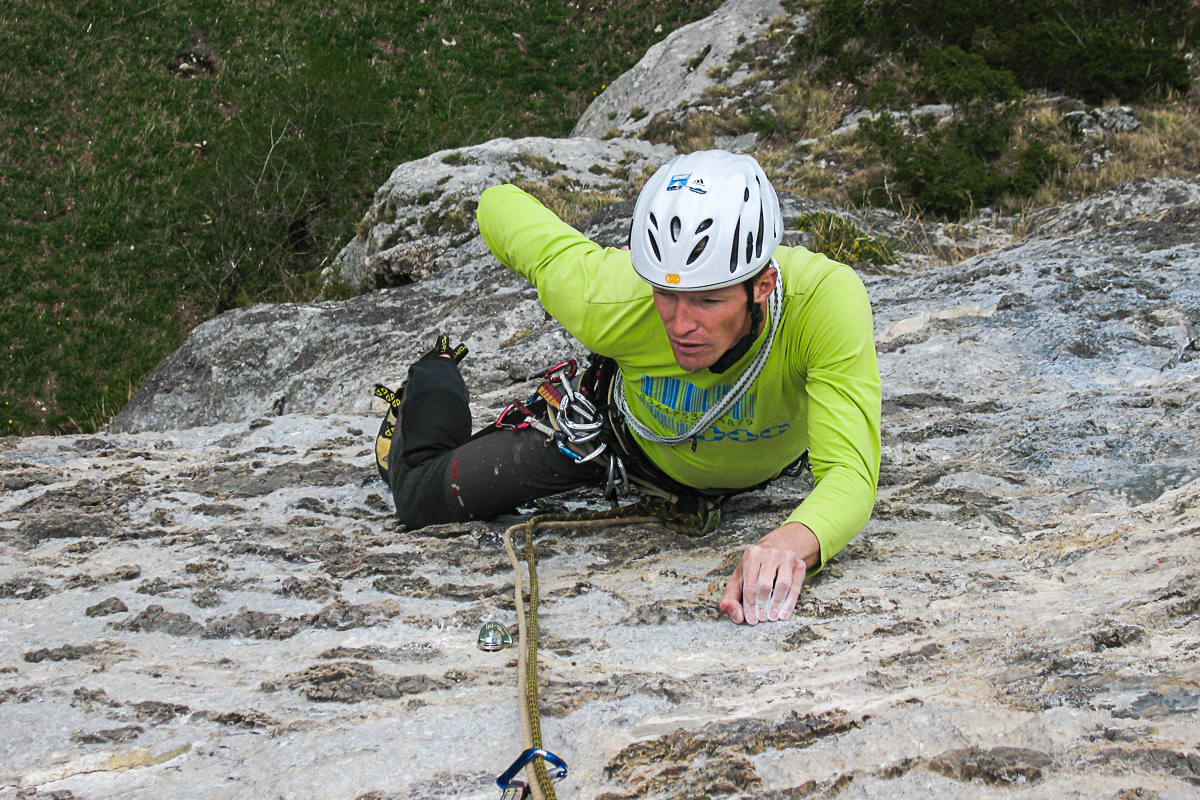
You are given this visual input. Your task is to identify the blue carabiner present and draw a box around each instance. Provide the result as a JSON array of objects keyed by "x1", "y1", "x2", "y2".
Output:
[
  {"x1": 496, "y1": 748, "x2": 568, "y2": 789},
  {"x1": 556, "y1": 440, "x2": 584, "y2": 462}
]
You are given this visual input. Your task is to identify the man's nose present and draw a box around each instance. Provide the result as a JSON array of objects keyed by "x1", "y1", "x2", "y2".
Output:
[{"x1": 669, "y1": 301, "x2": 700, "y2": 334}]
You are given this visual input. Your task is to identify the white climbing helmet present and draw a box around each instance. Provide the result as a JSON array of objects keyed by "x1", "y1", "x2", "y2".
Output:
[{"x1": 630, "y1": 150, "x2": 782, "y2": 291}]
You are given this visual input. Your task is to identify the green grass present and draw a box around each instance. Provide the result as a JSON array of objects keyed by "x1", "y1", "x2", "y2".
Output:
[
  {"x1": 1, "y1": 0, "x2": 723, "y2": 436},
  {"x1": 792, "y1": 212, "x2": 895, "y2": 268}
]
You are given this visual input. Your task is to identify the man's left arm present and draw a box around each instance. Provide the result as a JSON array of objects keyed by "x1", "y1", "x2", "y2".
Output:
[{"x1": 721, "y1": 265, "x2": 881, "y2": 625}]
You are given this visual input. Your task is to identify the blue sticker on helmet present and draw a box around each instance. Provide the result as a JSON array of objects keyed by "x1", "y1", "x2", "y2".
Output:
[{"x1": 666, "y1": 174, "x2": 690, "y2": 191}]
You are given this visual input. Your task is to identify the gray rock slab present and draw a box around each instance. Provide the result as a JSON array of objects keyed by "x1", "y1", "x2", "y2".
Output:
[
  {"x1": 112, "y1": 245, "x2": 593, "y2": 434},
  {"x1": 571, "y1": 0, "x2": 792, "y2": 139},
  {"x1": 333, "y1": 136, "x2": 674, "y2": 292},
  {"x1": 29, "y1": 178, "x2": 1200, "y2": 799},
  {"x1": 4, "y1": 401, "x2": 1199, "y2": 797},
  {"x1": 1032, "y1": 175, "x2": 1200, "y2": 236}
]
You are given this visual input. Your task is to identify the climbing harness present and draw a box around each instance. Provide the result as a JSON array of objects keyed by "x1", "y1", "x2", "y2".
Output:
[
  {"x1": 494, "y1": 348, "x2": 810, "y2": 538},
  {"x1": 495, "y1": 360, "x2": 631, "y2": 501},
  {"x1": 613, "y1": 271, "x2": 784, "y2": 452},
  {"x1": 499, "y1": 507, "x2": 657, "y2": 799}
]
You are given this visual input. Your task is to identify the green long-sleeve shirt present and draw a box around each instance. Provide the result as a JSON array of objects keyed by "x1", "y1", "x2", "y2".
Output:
[{"x1": 478, "y1": 184, "x2": 881, "y2": 565}]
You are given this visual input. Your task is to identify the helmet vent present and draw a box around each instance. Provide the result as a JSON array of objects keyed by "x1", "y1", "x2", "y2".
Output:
[
  {"x1": 756, "y1": 201, "x2": 765, "y2": 259},
  {"x1": 729, "y1": 219, "x2": 741, "y2": 272},
  {"x1": 670, "y1": 216, "x2": 681, "y2": 242},
  {"x1": 743, "y1": 188, "x2": 749, "y2": 202},
  {"x1": 696, "y1": 219, "x2": 712, "y2": 234},
  {"x1": 746, "y1": 231, "x2": 754, "y2": 264},
  {"x1": 649, "y1": 213, "x2": 658, "y2": 229},
  {"x1": 648, "y1": 231, "x2": 662, "y2": 262},
  {"x1": 686, "y1": 237, "x2": 709, "y2": 265}
]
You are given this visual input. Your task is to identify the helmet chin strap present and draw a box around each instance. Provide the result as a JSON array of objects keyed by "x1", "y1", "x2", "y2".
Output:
[{"x1": 707, "y1": 289, "x2": 765, "y2": 375}]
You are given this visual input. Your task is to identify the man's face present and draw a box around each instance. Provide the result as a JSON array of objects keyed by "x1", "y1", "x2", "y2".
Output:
[{"x1": 652, "y1": 283, "x2": 754, "y2": 372}]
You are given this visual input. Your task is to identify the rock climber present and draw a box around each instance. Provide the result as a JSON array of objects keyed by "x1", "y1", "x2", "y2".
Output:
[{"x1": 375, "y1": 150, "x2": 881, "y2": 626}]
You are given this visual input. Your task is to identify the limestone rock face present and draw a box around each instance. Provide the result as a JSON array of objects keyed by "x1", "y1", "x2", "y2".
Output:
[
  {"x1": 1032, "y1": 175, "x2": 1200, "y2": 236},
  {"x1": 11, "y1": 0, "x2": 1200, "y2": 790},
  {"x1": 333, "y1": 136, "x2": 674, "y2": 293},
  {"x1": 570, "y1": 0, "x2": 793, "y2": 139},
  {"x1": 8, "y1": 178, "x2": 1200, "y2": 799}
]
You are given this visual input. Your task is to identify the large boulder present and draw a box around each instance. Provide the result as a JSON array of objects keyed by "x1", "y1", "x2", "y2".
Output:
[
  {"x1": 571, "y1": 0, "x2": 794, "y2": 139},
  {"x1": 333, "y1": 136, "x2": 674, "y2": 293}
]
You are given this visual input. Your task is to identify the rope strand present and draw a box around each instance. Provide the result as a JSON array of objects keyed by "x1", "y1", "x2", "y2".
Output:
[{"x1": 502, "y1": 507, "x2": 658, "y2": 800}]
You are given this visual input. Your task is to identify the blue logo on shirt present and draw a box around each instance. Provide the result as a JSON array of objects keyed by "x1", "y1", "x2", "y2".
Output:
[
  {"x1": 632, "y1": 375, "x2": 790, "y2": 444},
  {"x1": 666, "y1": 174, "x2": 690, "y2": 191}
]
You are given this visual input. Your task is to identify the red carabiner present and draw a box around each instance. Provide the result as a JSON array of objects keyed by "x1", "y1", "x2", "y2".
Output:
[
  {"x1": 542, "y1": 359, "x2": 577, "y2": 381},
  {"x1": 496, "y1": 401, "x2": 535, "y2": 429}
]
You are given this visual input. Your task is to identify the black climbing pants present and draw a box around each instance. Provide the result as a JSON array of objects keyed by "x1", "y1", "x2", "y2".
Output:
[{"x1": 387, "y1": 358, "x2": 605, "y2": 529}]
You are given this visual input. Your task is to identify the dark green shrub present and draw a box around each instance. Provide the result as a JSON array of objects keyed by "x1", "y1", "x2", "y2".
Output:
[
  {"x1": 800, "y1": 0, "x2": 1196, "y2": 105},
  {"x1": 915, "y1": 47, "x2": 1020, "y2": 110},
  {"x1": 859, "y1": 111, "x2": 1064, "y2": 219}
]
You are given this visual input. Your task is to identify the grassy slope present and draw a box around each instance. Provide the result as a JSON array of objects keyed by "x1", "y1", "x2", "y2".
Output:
[{"x1": 0, "y1": 0, "x2": 722, "y2": 435}]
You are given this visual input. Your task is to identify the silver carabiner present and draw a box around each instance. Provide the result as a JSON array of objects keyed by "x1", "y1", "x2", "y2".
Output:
[
  {"x1": 570, "y1": 392, "x2": 597, "y2": 419},
  {"x1": 554, "y1": 371, "x2": 576, "y2": 405},
  {"x1": 575, "y1": 441, "x2": 607, "y2": 463},
  {"x1": 559, "y1": 419, "x2": 603, "y2": 439},
  {"x1": 560, "y1": 415, "x2": 602, "y2": 432}
]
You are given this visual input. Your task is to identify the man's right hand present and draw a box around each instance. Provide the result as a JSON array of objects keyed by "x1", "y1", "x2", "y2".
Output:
[{"x1": 719, "y1": 522, "x2": 820, "y2": 625}]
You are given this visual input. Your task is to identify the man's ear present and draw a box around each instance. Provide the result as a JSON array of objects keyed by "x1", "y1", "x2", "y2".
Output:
[{"x1": 752, "y1": 266, "x2": 778, "y2": 304}]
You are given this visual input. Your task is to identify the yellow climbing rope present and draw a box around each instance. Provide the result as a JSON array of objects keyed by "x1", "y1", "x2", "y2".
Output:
[{"x1": 502, "y1": 506, "x2": 658, "y2": 800}]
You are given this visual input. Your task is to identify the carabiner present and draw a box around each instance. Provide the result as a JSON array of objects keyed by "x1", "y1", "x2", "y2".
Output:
[
  {"x1": 560, "y1": 425, "x2": 602, "y2": 444},
  {"x1": 574, "y1": 441, "x2": 607, "y2": 463},
  {"x1": 555, "y1": 371, "x2": 573, "y2": 396},
  {"x1": 544, "y1": 360, "x2": 577, "y2": 381},
  {"x1": 497, "y1": 748, "x2": 568, "y2": 789},
  {"x1": 569, "y1": 391, "x2": 598, "y2": 419},
  {"x1": 559, "y1": 417, "x2": 603, "y2": 434},
  {"x1": 556, "y1": 440, "x2": 583, "y2": 462},
  {"x1": 496, "y1": 401, "x2": 532, "y2": 430},
  {"x1": 526, "y1": 359, "x2": 578, "y2": 382}
]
